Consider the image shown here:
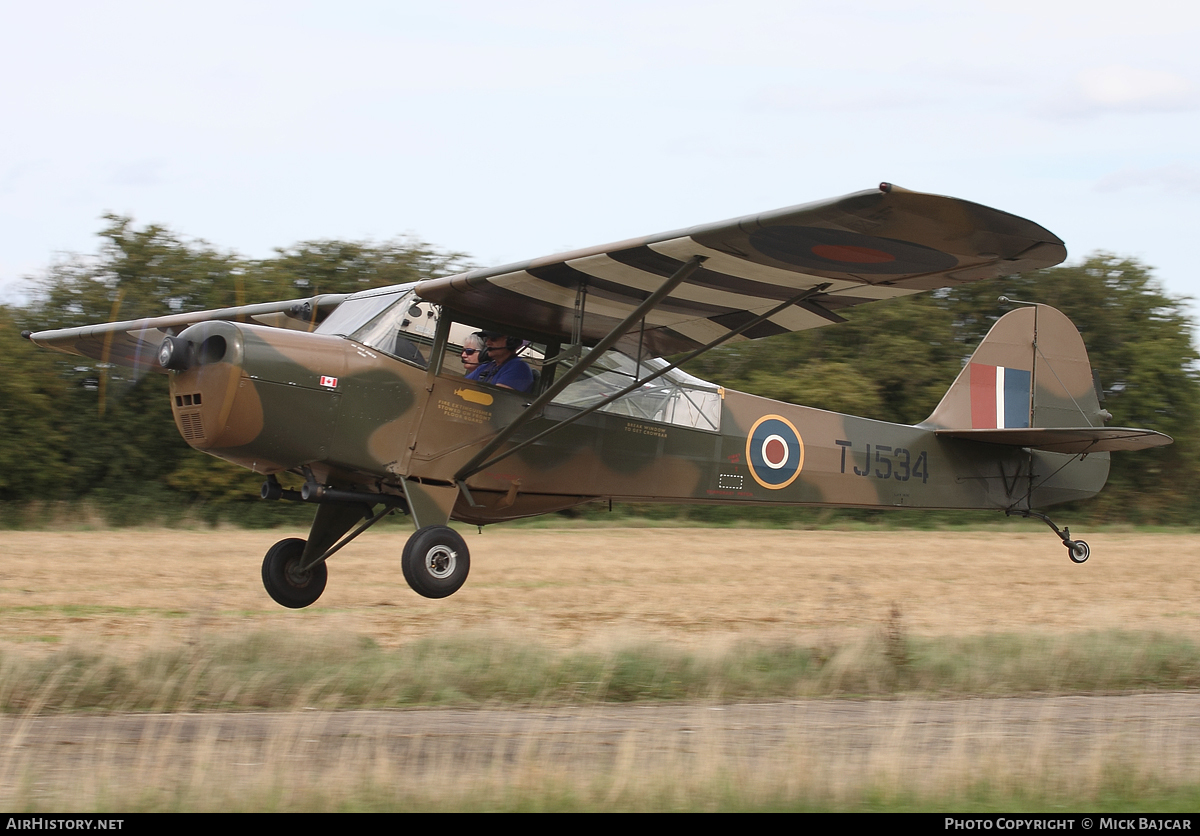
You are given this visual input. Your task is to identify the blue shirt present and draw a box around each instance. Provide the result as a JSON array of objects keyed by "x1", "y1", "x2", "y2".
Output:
[{"x1": 466, "y1": 357, "x2": 534, "y2": 393}]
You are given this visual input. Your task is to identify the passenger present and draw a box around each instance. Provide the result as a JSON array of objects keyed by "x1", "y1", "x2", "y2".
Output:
[
  {"x1": 460, "y1": 332, "x2": 485, "y2": 376},
  {"x1": 466, "y1": 331, "x2": 535, "y2": 393}
]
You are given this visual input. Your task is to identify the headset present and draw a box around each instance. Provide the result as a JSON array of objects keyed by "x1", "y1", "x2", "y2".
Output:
[{"x1": 475, "y1": 331, "x2": 524, "y2": 363}]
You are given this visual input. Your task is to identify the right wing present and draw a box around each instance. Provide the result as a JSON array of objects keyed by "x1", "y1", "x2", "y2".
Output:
[{"x1": 25, "y1": 294, "x2": 348, "y2": 371}]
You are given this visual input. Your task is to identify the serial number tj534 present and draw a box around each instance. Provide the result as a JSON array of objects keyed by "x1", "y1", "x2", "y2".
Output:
[{"x1": 836, "y1": 440, "x2": 930, "y2": 484}]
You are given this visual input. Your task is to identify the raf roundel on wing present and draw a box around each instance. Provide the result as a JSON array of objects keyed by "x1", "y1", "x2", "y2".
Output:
[{"x1": 746, "y1": 415, "x2": 805, "y2": 490}]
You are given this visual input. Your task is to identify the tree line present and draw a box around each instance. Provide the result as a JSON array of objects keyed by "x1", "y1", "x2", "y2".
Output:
[
  {"x1": 2, "y1": 216, "x2": 470, "y2": 522},
  {"x1": 3, "y1": 217, "x2": 1197, "y2": 524}
]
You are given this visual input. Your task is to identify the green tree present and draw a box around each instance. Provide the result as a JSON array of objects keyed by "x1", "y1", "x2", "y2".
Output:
[
  {"x1": 690, "y1": 295, "x2": 963, "y2": 424},
  {"x1": 31, "y1": 215, "x2": 245, "y2": 332},
  {"x1": 258, "y1": 238, "x2": 471, "y2": 297},
  {"x1": 17, "y1": 217, "x2": 249, "y2": 501},
  {"x1": 0, "y1": 306, "x2": 77, "y2": 500},
  {"x1": 12, "y1": 217, "x2": 473, "y2": 509}
]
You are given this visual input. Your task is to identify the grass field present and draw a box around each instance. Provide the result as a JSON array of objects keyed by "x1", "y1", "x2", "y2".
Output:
[
  {"x1": 2, "y1": 526, "x2": 1199, "y2": 811},
  {"x1": 4, "y1": 526, "x2": 1200, "y2": 652}
]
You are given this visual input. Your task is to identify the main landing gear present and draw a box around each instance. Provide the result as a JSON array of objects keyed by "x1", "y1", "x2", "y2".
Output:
[
  {"x1": 257, "y1": 478, "x2": 472, "y2": 608},
  {"x1": 260, "y1": 525, "x2": 472, "y2": 608},
  {"x1": 1006, "y1": 509, "x2": 1090, "y2": 564}
]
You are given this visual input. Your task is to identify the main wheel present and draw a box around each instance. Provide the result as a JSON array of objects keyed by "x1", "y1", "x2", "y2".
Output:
[
  {"x1": 401, "y1": 525, "x2": 470, "y2": 599},
  {"x1": 1068, "y1": 540, "x2": 1090, "y2": 564},
  {"x1": 261, "y1": 537, "x2": 328, "y2": 608}
]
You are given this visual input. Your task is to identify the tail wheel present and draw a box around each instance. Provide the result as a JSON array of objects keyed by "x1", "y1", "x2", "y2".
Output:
[
  {"x1": 262, "y1": 537, "x2": 328, "y2": 608},
  {"x1": 402, "y1": 525, "x2": 470, "y2": 599}
]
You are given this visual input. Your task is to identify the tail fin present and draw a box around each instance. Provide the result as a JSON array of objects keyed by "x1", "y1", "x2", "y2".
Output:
[
  {"x1": 923, "y1": 304, "x2": 1169, "y2": 454},
  {"x1": 926, "y1": 304, "x2": 1101, "y2": 431}
]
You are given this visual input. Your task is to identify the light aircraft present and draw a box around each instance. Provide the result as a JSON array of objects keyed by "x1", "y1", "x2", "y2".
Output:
[{"x1": 25, "y1": 183, "x2": 1172, "y2": 608}]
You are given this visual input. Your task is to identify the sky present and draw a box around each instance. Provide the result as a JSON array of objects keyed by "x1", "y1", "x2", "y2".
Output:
[{"x1": 3, "y1": 0, "x2": 1198, "y2": 327}]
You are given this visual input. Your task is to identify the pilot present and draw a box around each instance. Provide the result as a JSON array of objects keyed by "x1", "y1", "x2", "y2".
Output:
[
  {"x1": 466, "y1": 331, "x2": 534, "y2": 393},
  {"x1": 460, "y1": 332, "x2": 485, "y2": 376}
]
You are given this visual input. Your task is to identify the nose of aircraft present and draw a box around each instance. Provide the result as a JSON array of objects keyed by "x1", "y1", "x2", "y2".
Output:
[
  {"x1": 163, "y1": 321, "x2": 345, "y2": 475},
  {"x1": 165, "y1": 321, "x2": 250, "y2": 452}
]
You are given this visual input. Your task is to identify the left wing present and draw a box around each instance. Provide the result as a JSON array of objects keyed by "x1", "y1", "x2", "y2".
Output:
[
  {"x1": 25, "y1": 294, "x2": 348, "y2": 370},
  {"x1": 415, "y1": 183, "x2": 1067, "y2": 359}
]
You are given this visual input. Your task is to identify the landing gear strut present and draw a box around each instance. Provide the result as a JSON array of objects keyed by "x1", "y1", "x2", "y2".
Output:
[
  {"x1": 257, "y1": 477, "x2": 471, "y2": 606},
  {"x1": 1006, "y1": 509, "x2": 1090, "y2": 564},
  {"x1": 258, "y1": 480, "x2": 407, "y2": 608}
]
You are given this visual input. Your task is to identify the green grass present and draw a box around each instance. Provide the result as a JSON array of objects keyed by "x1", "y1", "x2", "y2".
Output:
[
  {"x1": 4, "y1": 628, "x2": 1200, "y2": 714},
  {"x1": 8, "y1": 743, "x2": 1200, "y2": 812}
]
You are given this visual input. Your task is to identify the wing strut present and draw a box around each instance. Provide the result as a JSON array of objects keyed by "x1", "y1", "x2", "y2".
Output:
[
  {"x1": 454, "y1": 280, "x2": 833, "y2": 484},
  {"x1": 453, "y1": 256, "x2": 707, "y2": 488}
]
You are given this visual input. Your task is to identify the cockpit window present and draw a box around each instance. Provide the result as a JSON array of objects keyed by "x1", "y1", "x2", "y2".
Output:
[{"x1": 551, "y1": 349, "x2": 722, "y2": 432}]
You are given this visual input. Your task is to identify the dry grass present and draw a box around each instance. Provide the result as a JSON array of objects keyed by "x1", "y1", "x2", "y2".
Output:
[
  {"x1": 2, "y1": 527, "x2": 1200, "y2": 811},
  {"x1": 3, "y1": 528, "x2": 1199, "y2": 657},
  {"x1": 3, "y1": 629, "x2": 1200, "y2": 713},
  {"x1": 3, "y1": 698, "x2": 1199, "y2": 811}
]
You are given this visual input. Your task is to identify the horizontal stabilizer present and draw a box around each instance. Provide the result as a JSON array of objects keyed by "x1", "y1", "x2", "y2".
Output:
[{"x1": 936, "y1": 427, "x2": 1173, "y2": 454}]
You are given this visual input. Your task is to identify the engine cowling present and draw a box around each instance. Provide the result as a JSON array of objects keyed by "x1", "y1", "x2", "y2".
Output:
[{"x1": 164, "y1": 321, "x2": 346, "y2": 474}]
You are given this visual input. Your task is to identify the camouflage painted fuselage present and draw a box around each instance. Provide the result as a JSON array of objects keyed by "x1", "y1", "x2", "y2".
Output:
[{"x1": 167, "y1": 318, "x2": 1108, "y2": 525}]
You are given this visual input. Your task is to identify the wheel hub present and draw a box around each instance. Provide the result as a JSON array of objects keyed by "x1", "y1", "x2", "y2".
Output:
[
  {"x1": 424, "y1": 545, "x2": 457, "y2": 579},
  {"x1": 285, "y1": 560, "x2": 313, "y2": 587}
]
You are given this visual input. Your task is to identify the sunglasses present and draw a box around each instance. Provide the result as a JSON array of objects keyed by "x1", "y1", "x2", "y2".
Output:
[{"x1": 461, "y1": 348, "x2": 479, "y2": 355}]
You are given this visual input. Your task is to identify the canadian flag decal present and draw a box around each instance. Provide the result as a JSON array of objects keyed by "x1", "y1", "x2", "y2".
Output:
[{"x1": 320, "y1": 375, "x2": 338, "y2": 389}]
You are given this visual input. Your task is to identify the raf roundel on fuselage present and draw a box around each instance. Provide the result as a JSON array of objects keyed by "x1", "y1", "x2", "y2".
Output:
[{"x1": 746, "y1": 415, "x2": 805, "y2": 490}]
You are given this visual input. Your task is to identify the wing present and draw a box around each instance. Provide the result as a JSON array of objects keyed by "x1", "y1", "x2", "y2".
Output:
[
  {"x1": 415, "y1": 183, "x2": 1066, "y2": 358},
  {"x1": 25, "y1": 294, "x2": 349, "y2": 371}
]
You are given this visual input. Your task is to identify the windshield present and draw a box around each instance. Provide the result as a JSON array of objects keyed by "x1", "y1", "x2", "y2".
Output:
[
  {"x1": 315, "y1": 289, "x2": 437, "y2": 367},
  {"x1": 314, "y1": 289, "x2": 409, "y2": 338}
]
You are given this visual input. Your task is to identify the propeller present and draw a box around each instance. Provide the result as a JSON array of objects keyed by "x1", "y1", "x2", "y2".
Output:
[{"x1": 96, "y1": 287, "x2": 126, "y2": 416}]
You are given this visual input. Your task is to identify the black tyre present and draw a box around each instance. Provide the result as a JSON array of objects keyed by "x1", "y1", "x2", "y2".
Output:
[
  {"x1": 1068, "y1": 540, "x2": 1090, "y2": 564},
  {"x1": 401, "y1": 525, "x2": 470, "y2": 599},
  {"x1": 261, "y1": 537, "x2": 328, "y2": 608}
]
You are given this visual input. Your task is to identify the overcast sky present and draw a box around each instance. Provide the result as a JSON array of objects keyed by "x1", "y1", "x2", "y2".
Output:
[{"x1": 3, "y1": 1, "x2": 1198, "y2": 326}]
